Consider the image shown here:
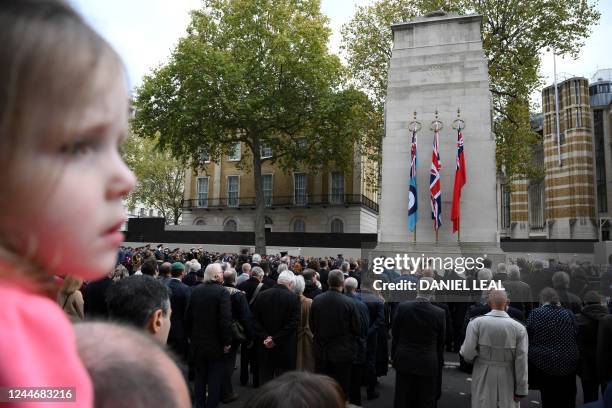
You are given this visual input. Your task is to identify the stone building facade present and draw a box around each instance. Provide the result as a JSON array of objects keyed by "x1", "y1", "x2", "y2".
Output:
[
  {"x1": 502, "y1": 69, "x2": 612, "y2": 240},
  {"x1": 181, "y1": 142, "x2": 379, "y2": 233}
]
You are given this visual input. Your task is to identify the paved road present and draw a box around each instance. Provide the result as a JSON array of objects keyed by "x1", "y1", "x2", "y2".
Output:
[{"x1": 209, "y1": 352, "x2": 585, "y2": 407}]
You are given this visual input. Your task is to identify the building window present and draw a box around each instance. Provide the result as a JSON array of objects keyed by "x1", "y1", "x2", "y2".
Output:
[
  {"x1": 574, "y1": 80, "x2": 580, "y2": 105},
  {"x1": 228, "y1": 142, "x2": 241, "y2": 161},
  {"x1": 199, "y1": 150, "x2": 210, "y2": 163},
  {"x1": 576, "y1": 108, "x2": 582, "y2": 128},
  {"x1": 224, "y1": 219, "x2": 237, "y2": 232},
  {"x1": 227, "y1": 176, "x2": 239, "y2": 207},
  {"x1": 331, "y1": 171, "x2": 344, "y2": 203},
  {"x1": 595, "y1": 109, "x2": 607, "y2": 213},
  {"x1": 261, "y1": 144, "x2": 273, "y2": 159},
  {"x1": 139, "y1": 208, "x2": 145, "y2": 217},
  {"x1": 293, "y1": 219, "x2": 305, "y2": 232},
  {"x1": 501, "y1": 185, "x2": 511, "y2": 229},
  {"x1": 294, "y1": 173, "x2": 307, "y2": 205},
  {"x1": 197, "y1": 177, "x2": 209, "y2": 207},
  {"x1": 194, "y1": 218, "x2": 206, "y2": 226},
  {"x1": 331, "y1": 218, "x2": 344, "y2": 233},
  {"x1": 149, "y1": 209, "x2": 154, "y2": 217},
  {"x1": 296, "y1": 138, "x2": 307, "y2": 149},
  {"x1": 528, "y1": 182, "x2": 544, "y2": 229},
  {"x1": 262, "y1": 174, "x2": 273, "y2": 207}
]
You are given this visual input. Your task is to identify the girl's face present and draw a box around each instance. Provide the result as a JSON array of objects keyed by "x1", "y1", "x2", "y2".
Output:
[{"x1": 4, "y1": 72, "x2": 136, "y2": 281}]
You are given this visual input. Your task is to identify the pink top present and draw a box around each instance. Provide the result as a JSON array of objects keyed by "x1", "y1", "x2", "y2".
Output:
[{"x1": 0, "y1": 280, "x2": 93, "y2": 407}]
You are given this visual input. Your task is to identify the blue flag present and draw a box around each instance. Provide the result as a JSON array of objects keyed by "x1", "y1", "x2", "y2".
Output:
[{"x1": 408, "y1": 130, "x2": 418, "y2": 231}]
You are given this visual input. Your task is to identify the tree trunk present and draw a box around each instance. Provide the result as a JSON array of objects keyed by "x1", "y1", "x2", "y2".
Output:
[{"x1": 251, "y1": 138, "x2": 267, "y2": 254}]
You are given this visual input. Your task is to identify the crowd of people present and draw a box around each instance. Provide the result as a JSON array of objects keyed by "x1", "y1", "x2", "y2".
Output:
[
  {"x1": 2, "y1": 2, "x2": 612, "y2": 408},
  {"x1": 52, "y1": 245, "x2": 612, "y2": 408}
]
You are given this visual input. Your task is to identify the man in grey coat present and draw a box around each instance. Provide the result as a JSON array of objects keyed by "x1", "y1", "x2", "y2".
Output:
[{"x1": 460, "y1": 289, "x2": 528, "y2": 408}]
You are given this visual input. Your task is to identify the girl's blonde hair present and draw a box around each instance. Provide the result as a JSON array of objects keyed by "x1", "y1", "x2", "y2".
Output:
[
  {"x1": 0, "y1": 0, "x2": 125, "y2": 295},
  {"x1": 59, "y1": 275, "x2": 83, "y2": 296}
]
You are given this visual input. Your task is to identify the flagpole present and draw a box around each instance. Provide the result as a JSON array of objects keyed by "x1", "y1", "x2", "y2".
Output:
[
  {"x1": 408, "y1": 111, "x2": 421, "y2": 243},
  {"x1": 452, "y1": 109, "x2": 466, "y2": 243},
  {"x1": 458, "y1": 218, "x2": 461, "y2": 242},
  {"x1": 453, "y1": 110, "x2": 465, "y2": 243}
]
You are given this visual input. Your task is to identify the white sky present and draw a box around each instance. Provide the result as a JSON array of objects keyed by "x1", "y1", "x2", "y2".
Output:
[{"x1": 71, "y1": 0, "x2": 611, "y2": 101}]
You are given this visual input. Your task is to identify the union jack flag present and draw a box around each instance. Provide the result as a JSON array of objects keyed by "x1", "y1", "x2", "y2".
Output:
[{"x1": 430, "y1": 128, "x2": 442, "y2": 230}]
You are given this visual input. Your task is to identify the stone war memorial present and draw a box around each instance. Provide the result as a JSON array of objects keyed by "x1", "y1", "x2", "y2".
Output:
[{"x1": 370, "y1": 11, "x2": 505, "y2": 280}]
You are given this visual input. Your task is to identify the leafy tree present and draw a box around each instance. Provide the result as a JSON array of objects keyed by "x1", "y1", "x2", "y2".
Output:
[
  {"x1": 123, "y1": 133, "x2": 185, "y2": 225},
  {"x1": 341, "y1": 0, "x2": 599, "y2": 184},
  {"x1": 132, "y1": 0, "x2": 380, "y2": 254}
]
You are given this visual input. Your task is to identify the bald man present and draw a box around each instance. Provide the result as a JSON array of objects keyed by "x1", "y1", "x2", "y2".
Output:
[
  {"x1": 460, "y1": 290, "x2": 528, "y2": 408},
  {"x1": 74, "y1": 322, "x2": 190, "y2": 408}
]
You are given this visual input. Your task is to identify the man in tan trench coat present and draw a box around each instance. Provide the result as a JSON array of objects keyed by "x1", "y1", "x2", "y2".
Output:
[{"x1": 460, "y1": 290, "x2": 528, "y2": 408}]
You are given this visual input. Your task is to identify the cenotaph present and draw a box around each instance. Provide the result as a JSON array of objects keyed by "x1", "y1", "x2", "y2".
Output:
[{"x1": 372, "y1": 11, "x2": 504, "y2": 265}]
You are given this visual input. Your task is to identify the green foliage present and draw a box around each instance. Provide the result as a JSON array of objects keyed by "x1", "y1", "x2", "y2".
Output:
[
  {"x1": 132, "y1": 0, "x2": 380, "y2": 252},
  {"x1": 341, "y1": 0, "x2": 600, "y2": 184},
  {"x1": 341, "y1": 0, "x2": 465, "y2": 111},
  {"x1": 122, "y1": 133, "x2": 185, "y2": 225}
]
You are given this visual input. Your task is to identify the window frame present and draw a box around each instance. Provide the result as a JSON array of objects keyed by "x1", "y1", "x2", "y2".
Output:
[
  {"x1": 293, "y1": 172, "x2": 307, "y2": 206},
  {"x1": 199, "y1": 150, "x2": 210, "y2": 164},
  {"x1": 261, "y1": 143, "x2": 273, "y2": 159},
  {"x1": 224, "y1": 218, "x2": 237, "y2": 232},
  {"x1": 293, "y1": 218, "x2": 306, "y2": 233},
  {"x1": 196, "y1": 176, "x2": 209, "y2": 208},
  {"x1": 262, "y1": 173, "x2": 273, "y2": 207},
  {"x1": 330, "y1": 218, "x2": 344, "y2": 233},
  {"x1": 330, "y1": 171, "x2": 345, "y2": 204},
  {"x1": 228, "y1": 142, "x2": 241, "y2": 161},
  {"x1": 227, "y1": 175, "x2": 240, "y2": 207}
]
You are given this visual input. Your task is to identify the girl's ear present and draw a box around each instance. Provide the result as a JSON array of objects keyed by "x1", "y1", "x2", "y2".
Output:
[{"x1": 147, "y1": 309, "x2": 163, "y2": 334}]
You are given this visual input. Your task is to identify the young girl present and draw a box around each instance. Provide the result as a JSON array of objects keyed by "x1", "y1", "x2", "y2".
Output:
[{"x1": 0, "y1": 1, "x2": 136, "y2": 405}]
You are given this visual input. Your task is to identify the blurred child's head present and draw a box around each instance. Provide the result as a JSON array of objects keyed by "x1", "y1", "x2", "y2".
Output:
[{"x1": 0, "y1": 0, "x2": 135, "y2": 285}]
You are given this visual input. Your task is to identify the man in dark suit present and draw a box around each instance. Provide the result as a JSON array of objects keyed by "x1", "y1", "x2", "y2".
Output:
[
  {"x1": 598, "y1": 314, "x2": 612, "y2": 388},
  {"x1": 166, "y1": 262, "x2": 191, "y2": 363},
  {"x1": 318, "y1": 259, "x2": 330, "y2": 291},
  {"x1": 302, "y1": 268, "x2": 322, "y2": 299},
  {"x1": 84, "y1": 270, "x2": 114, "y2": 318},
  {"x1": 310, "y1": 269, "x2": 361, "y2": 398},
  {"x1": 359, "y1": 286, "x2": 385, "y2": 400},
  {"x1": 392, "y1": 277, "x2": 445, "y2": 408},
  {"x1": 185, "y1": 263, "x2": 232, "y2": 408},
  {"x1": 237, "y1": 267, "x2": 267, "y2": 301},
  {"x1": 251, "y1": 270, "x2": 300, "y2": 385},
  {"x1": 345, "y1": 277, "x2": 369, "y2": 406},
  {"x1": 553, "y1": 271, "x2": 583, "y2": 314},
  {"x1": 237, "y1": 266, "x2": 266, "y2": 387},
  {"x1": 221, "y1": 268, "x2": 252, "y2": 403}
]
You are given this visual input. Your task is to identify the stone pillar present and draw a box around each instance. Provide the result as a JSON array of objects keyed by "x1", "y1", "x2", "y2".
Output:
[{"x1": 375, "y1": 11, "x2": 501, "y2": 262}]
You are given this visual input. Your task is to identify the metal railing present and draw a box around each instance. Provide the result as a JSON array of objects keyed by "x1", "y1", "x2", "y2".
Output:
[{"x1": 184, "y1": 194, "x2": 379, "y2": 213}]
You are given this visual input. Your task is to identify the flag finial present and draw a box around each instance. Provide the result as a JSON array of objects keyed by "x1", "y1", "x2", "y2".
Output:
[
  {"x1": 430, "y1": 111, "x2": 443, "y2": 132},
  {"x1": 452, "y1": 108, "x2": 465, "y2": 131},
  {"x1": 409, "y1": 112, "x2": 421, "y2": 132}
]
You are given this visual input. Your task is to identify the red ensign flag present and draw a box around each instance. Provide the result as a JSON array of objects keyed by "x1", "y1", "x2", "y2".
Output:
[{"x1": 451, "y1": 129, "x2": 466, "y2": 233}]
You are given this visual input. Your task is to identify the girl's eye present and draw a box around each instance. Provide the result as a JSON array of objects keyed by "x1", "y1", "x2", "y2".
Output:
[{"x1": 60, "y1": 140, "x2": 94, "y2": 156}]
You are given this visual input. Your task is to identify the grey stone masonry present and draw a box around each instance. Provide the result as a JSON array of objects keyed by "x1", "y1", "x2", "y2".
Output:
[{"x1": 378, "y1": 12, "x2": 499, "y2": 246}]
